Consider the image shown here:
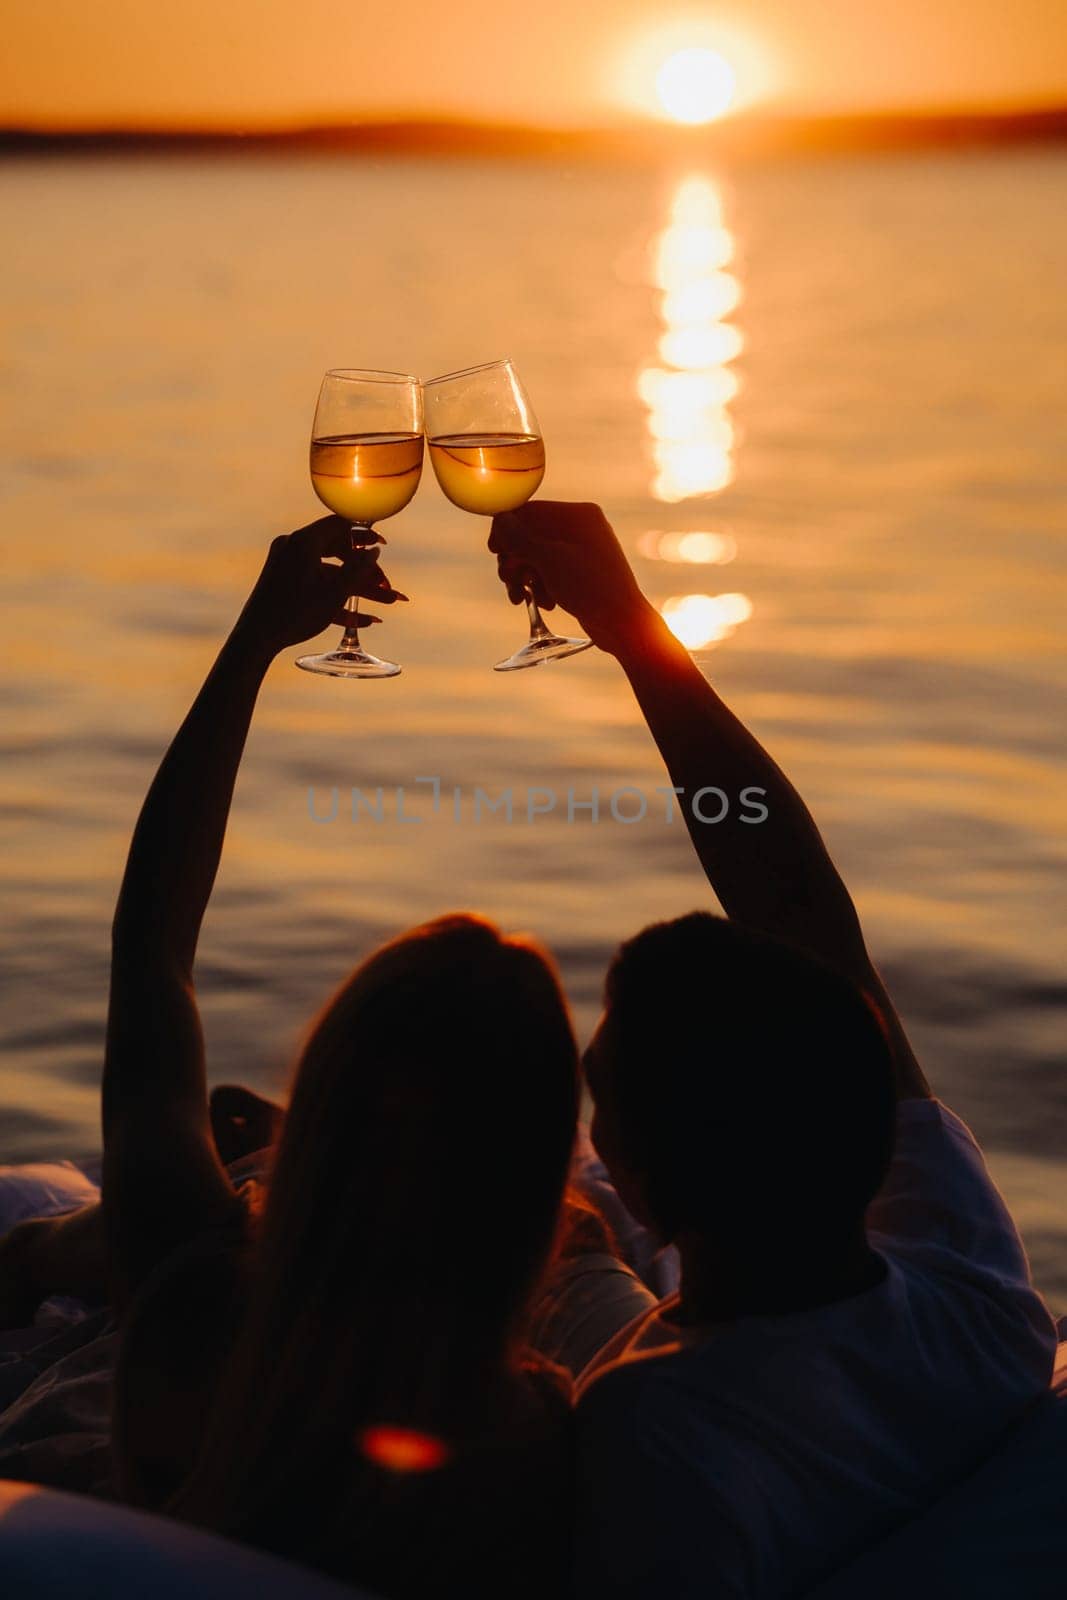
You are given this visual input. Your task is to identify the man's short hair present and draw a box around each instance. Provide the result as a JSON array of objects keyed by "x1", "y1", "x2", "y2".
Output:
[{"x1": 600, "y1": 913, "x2": 897, "y2": 1245}]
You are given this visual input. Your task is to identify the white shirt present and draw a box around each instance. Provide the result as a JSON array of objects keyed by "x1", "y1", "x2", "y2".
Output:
[{"x1": 574, "y1": 1100, "x2": 1058, "y2": 1599}]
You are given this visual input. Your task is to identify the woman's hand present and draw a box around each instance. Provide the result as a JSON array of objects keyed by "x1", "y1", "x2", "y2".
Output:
[
  {"x1": 233, "y1": 516, "x2": 408, "y2": 662},
  {"x1": 488, "y1": 501, "x2": 654, "y2": 657}
]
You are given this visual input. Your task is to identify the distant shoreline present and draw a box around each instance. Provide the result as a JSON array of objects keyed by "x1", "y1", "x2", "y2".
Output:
[{"x1": 3, "y1": 108, "x2": 1067, "y2": 162}]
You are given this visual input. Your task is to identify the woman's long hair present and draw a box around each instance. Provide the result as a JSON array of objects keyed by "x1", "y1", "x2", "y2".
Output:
[{"x1": 174, "y1": 914, "x2": 579, "y2": 1575}]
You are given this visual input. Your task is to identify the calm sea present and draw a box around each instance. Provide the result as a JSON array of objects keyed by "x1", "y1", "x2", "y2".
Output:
[{"x1": 2, "y1": 148, "x2": 1065, "y2": 1303}]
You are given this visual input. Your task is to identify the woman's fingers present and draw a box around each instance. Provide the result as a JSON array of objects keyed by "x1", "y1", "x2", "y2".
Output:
[
  {"x1": 337, "y1": 551, "x2": 408, "y2": 604},
  {"x1": 289, "y1": 515, "x2": 361, "y2": 560},
  {"x1": 346, "y1": 579, "x2": 408, "y2": 605},
  {"x1": 332, "y1": 609, "x2": 382, "y2": 627},
  {"x1": 282, "y1": 517, "x2": 390, "y2": 566}
]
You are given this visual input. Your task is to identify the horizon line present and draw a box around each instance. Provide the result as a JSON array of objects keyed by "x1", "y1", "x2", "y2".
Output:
[{"x1": 3, "y1": 104, "x2": 1066, "y2": 160}]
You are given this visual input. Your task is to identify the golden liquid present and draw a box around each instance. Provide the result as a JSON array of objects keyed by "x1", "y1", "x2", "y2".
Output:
[
  {"x1": 428, "y1": 433, "x2": 545, "y2": 515},
  {"x1": 310, "y1": 433, "x2": 424, "y2": 524}
]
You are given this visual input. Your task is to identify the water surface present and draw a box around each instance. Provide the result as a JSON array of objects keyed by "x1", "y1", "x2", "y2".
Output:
[{"x1": 2, "y1": 148, "x2": 1065, "y2": 1302}]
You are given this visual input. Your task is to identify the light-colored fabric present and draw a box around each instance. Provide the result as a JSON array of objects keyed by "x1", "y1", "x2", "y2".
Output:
[
  {"x1": 570, "y1": 1127, "x2": 680, "y2": 1299},
  {"x1": 0, "y1": 1314, "x2": 115, "y2": 1496},
  {"x1": 524, "y1": 1132, "x2": 675, "y2": 1380},
  {"x1": 0, "y1": 1164, "x2": 100, "y2": 1231},
  {"x1": 0, "y1": 1163, "x2": 103, "y2": 1335},
  {"x1": 575, "y1": 1100, "x2": 1059, "y2": 1600},
  {"x1": 0, "y1": 1168, "x2": 114, "y2": 1496},
  {"x1": 529, "y1": 1252, "x2": 657, "y2": 1380},
  {"x1": 0, "y1": 1151, "x2": 270, "y2": 1496},
  {"x1": 0, "y1": 1480, "x2": 371, "y2": 1599}
]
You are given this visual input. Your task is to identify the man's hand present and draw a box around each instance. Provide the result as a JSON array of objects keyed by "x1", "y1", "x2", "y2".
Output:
[
  {"x1": 209, "y1": 1083, "x2": 284, "y2": 1166},
  {"x1": 489, "y1": 502, "x2": 653, "y2": 656},
  {"x1": 233, "y1": 516, "x2": 407, "y2": 661}
]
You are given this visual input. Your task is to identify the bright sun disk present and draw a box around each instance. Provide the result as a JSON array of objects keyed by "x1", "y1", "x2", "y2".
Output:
[{"x1": 656, "y1": 48, "x2": 736, "y2": 125}]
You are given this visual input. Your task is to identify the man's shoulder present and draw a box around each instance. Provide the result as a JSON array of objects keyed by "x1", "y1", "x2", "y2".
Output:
[
  {"x1": 575, "y1": 1340, "x2": 756, "y2": 1509},
  {"x1": 576, "y1": 1327, "x2": 722, "y2": 1431},
  {"x1": 579, "y1": 1350, "x2": 681, "y2": 1414}
]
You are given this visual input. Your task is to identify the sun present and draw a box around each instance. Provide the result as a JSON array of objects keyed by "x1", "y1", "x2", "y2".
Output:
[{"x1": 656, "y1": 48, "x2": 737, "y2": 124}]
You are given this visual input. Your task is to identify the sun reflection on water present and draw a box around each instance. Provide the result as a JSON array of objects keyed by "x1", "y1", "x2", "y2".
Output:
[
  {"x1": 662, "y1": 591, "x2": 754, "y2": 648},
  {"x1": 640, "y1": 176, "x2": 741, "y2": 504},
  {"x1": 636, "y1": 530, "x2": 737, "y2": 564},
  {"x1": 638, "y1": 175, "x2": 752, "y2": 648}
]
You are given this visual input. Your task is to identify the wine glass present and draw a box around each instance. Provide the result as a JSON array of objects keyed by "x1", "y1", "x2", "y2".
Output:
[
  {"x1": 296, "y1": 369, "x2": 423, "y2": 679},
  {"x1": 423, "y1": 359, "x2": 591, "y2": 672}
]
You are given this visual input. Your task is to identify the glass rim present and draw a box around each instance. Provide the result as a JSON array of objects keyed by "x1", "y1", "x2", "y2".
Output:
[
  {"x1": 423, "y1": 358, "x2": 514, "y2": 388},
  {"x1": 323, "y1": 368, "x2": 419, "y2": 385}
]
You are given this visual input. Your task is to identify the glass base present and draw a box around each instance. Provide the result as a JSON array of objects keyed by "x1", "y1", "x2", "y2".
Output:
[
  {"x1": 493, "y1": 633, "x2": 593, "y2": 672},
  {"x1": 296, "y1": 645, "x2": 401, "y2": 679}
]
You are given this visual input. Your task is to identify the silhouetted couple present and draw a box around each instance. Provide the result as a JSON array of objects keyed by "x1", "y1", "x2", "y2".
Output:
[{"x1": 0, "y1": 506, "x2": 1057, "y2": 1597}]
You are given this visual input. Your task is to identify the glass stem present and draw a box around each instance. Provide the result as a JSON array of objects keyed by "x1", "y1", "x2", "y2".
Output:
[
  {"x1": 524, "y1": 582, "x2": 553, "y2": 641},
  {"x1": 341, "y1": 522, "x2": 375, "y2": 649},
  {"x1": 339, "y1": 597, "x2": 362, "y2": 651}
]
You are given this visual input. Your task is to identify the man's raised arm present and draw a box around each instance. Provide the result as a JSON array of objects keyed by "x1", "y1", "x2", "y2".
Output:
[{"x1": 489, "y1": 501, "x2": 929, "y2": 1100}]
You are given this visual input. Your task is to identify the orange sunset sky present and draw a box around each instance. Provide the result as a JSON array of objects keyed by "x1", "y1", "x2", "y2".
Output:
[{"x1": 2, "y1": 0, "x2": 1066, "y2": 130}]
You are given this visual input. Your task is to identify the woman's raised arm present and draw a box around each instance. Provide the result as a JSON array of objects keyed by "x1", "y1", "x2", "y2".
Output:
[{"x1": 103, "y1": 520, "x2": 402, "y2": 1301}]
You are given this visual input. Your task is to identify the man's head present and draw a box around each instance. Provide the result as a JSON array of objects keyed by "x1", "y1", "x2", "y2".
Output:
[{"x1": 585, "y1": 913, "x2": 896, "y2": 1263}]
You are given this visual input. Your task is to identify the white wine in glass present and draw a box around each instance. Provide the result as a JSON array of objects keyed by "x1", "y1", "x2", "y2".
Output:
[
  {"x1": 429, "y1": 433, "x2": 546, "y2": 515},
  {"x1": 298, "y1": 369, "x2": 423, "y2": 680},
  {"x1": 423, "y1": 360, "x2": 591, "y2": 672},
  {"x1": 310, "y1": 434, "x2": 424, "y2": 524}
]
